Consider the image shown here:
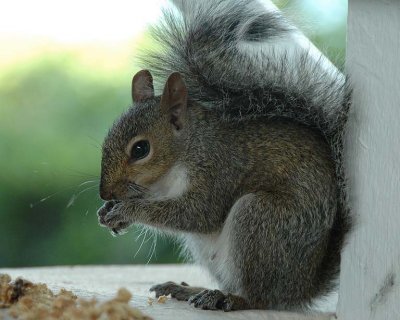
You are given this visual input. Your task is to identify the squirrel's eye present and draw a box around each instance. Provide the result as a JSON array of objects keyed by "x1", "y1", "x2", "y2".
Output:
[{"x1": 130, "y1": 140, "x2": 150, "y2": 161}]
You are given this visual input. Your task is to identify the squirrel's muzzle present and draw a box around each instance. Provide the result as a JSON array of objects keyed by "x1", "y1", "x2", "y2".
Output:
[{"x1": 99, "y1": 182, "x2": 114, "y2": 200}]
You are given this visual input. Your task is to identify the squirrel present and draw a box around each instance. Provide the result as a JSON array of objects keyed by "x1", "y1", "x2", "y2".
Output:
[{"x1": 97, "y1": 0, "x2": 351, "y2": 312}]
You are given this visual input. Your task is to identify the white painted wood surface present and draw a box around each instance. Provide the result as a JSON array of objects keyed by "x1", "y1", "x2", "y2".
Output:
[
  {"x1": 338, "y1": 0, "x2": 400, "y2": 319},
  {"x1": 0, "y1": 265, "x2": 334, "y2": 320}
]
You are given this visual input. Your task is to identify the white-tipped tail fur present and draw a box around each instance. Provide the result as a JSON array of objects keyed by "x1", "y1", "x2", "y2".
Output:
[{"x1": 170, "y1": 0, "x2": 344, "y2": 81}]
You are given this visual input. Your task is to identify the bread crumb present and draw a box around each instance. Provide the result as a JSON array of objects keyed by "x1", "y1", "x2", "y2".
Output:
[
  {"x1": 114, "y1": 288, "x2": 132, "y2": 303},
  {"x1": 147, "y1": 297, "x2": 154, "y2": 306},
  {"x1": 0, "y1": 273, "x2": 152, "y2": 320},
  {"x1": 157, "y1": 295, "x2": 168, "y2": 304}
]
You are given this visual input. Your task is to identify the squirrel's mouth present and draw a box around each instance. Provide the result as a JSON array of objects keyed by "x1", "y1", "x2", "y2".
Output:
[
  {"x1": 99, "y1": 178, "x2": 147, "y2": 201},
  {"x1": 126, "y1": 182, "x2": 148, "y2": 199}
]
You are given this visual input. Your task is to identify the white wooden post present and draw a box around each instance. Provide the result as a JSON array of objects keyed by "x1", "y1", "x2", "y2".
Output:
[{"x1": 338, "y1": 0, "x2": 400, "y2": 319}]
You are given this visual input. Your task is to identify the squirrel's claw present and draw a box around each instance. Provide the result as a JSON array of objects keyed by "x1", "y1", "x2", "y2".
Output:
[
  {"x1": 150, "y1": 281, "x2": 203, "y2": 302},
  {"x1": 97, "y1": 201, "x2": 131, "y2": 235},
  {"x1": 97, "y1": 200, "x2": 119, "y2": 225},
  {"x1": 188, "y1": 289, "x2": 226, "y2": 310},
  {"x1": 188, "y1": 290, "x2": 249, "y2": 312},
  {"x1": 150, "y1": 281, "x2": 179, "y2": 298}
]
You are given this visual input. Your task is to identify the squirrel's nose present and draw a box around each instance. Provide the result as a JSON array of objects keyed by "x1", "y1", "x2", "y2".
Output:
[
  {"x1": 99, "y1": 184, "x2": 114, "y2": 200},
  {"x1": 100, "y1": 190, "x2": 114, "y2": 201}
]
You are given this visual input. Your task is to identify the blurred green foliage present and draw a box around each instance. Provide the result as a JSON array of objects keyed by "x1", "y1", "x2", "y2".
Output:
[
  {"x1": 0, "y1": 51, "x2": 184, "y2": 267},
  {"x1": 0, "y1": 1, "x2": 346, "y2": 268}
]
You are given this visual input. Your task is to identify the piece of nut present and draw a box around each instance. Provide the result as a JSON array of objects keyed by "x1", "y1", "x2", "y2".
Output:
[
  {"x1": 157, "y1": 295, "x2": 168, "y2": 304},
  {"x1": 147, "y1": 297, "x2": 154, "y2": 306}
]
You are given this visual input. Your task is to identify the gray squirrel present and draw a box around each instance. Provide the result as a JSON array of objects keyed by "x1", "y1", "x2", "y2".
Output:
[{"x1": 97, "y1": 0, "x2": 351, "y2": 311}]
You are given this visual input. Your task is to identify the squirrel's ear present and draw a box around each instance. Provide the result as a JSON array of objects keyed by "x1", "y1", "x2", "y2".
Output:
[
  {"x1": 132, "y1": 70, "x2": 154, "y2": 103},
  {"x1": 160, "y1": 72, "x2": 188, "y2": 131}
]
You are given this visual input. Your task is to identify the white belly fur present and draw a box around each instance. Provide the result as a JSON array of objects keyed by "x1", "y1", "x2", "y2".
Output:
[{"x1": 182, "y1": 209, "x2": 243, "y2": 294}]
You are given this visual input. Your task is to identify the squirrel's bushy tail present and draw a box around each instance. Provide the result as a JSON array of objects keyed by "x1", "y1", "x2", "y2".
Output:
[
  {"x1": 141, "y1": 0, "x2": 350, "y2": 138},
  {"x1": 140, "y1": 0, "x2": 351, "y2": 295}
]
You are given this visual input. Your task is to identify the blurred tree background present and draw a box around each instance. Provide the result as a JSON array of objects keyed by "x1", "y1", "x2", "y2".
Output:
[{"x1": 0, "y1": 0, "x2": 347, "y2": 267}]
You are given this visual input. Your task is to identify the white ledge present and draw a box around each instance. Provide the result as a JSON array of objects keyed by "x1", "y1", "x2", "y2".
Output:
[{"x1": 0, "y1": 265, "x2": 334, "y2": 320}]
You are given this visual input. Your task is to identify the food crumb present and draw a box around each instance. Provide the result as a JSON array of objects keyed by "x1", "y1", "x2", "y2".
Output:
[
  {"x1": 115, "y1": 288, "x2": 132, "y2": 303},
  {"x1": 157, "y1": 295, "x2": 168, "y2": 304},
  {"x1": 0, "y1": 273, "x2": 152, "y2": 320}
]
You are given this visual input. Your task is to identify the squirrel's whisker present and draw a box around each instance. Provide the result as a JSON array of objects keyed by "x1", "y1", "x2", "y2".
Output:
[
  {"x1": 135, "y1": 226, "x2": 147, "y2": 242},
  {"x1": 66, "y1": 184, "x2": 98, "y2": 208},
  {"x1": 134, "y1": 228, "x2": 149, "y2": 258},
  {"x1": 30, "y1": 183, "x2": 87, "y2": 208},
  {"x1": 78, "y1": 180, "x2": 99, "y2": 187},
  {"x1": 146, "y1": 233, "x2": 157, "y2": 265},
  {"x1": 64, "y1": 168, "x2": 99, "y2": 179}
]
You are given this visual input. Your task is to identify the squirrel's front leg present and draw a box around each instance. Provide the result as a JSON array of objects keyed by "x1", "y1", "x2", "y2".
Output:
[{"x1": 98, "y1": 192, "x2": 226, "y2": 234}]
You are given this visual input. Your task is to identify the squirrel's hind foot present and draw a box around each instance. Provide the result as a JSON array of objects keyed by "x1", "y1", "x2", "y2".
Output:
[
  {"x1": 149, "y1": 281, "x2": 249, "y2": 311},
  {"x1": 188, "y1": 289, "x2": 250, "y2": 312}
]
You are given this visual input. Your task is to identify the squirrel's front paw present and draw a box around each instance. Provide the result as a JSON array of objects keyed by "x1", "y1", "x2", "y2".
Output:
[
  {"x1": 97, "y1": 201, "x2": 131, "y2": 235},
  {"x1": 97, "y1": 201, "x2": 118, "y2": 221}
]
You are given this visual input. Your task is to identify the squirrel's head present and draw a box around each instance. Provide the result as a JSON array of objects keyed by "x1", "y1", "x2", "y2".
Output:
[{"x1": 99, "y1": 70, "x2": 189, "y2": 200}]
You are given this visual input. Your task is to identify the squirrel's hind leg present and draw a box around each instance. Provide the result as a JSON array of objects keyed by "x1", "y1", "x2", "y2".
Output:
[{"x1": 224, "y1": 191, "x2": 333, "y2": 309}]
